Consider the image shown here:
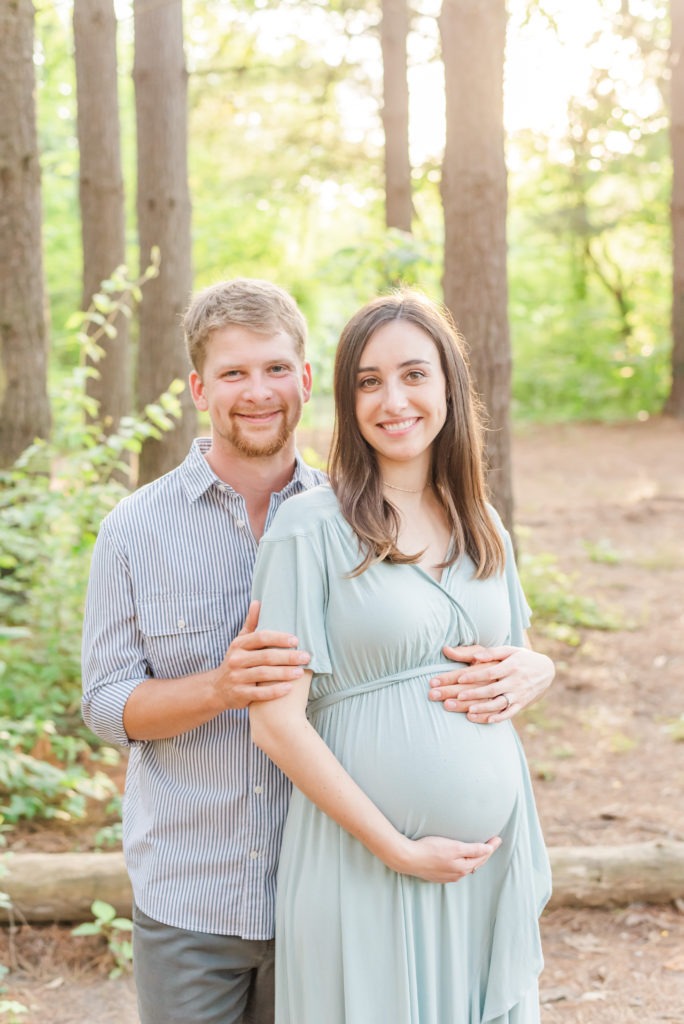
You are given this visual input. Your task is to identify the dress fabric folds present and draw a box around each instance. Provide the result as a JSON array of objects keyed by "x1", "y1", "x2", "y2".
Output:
[{"x1": 252, "y1": 485, "x2": 552, "y2": 1024}]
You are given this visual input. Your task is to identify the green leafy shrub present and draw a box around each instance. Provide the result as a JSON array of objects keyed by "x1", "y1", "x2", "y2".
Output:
[
  {"x1": 72, "y1": 900, "x2": 133, "y2": 978},
  {"x1": 520, "y1": 551, "x2": 623, "y2": 646},
  {"x1": 0, "y1": 718, "x2": 118, "y2": 825},
  {"x1": 0, "y1": 261, "x2": 180, "y2": 828}
]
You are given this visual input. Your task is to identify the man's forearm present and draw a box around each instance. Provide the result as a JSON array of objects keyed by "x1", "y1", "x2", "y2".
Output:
[{"x1": 122, "y1": 669, "x2": 225, "y2": 741}]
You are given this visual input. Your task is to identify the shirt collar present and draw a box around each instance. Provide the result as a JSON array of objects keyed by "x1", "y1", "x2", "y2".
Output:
[{"x1": 180, "y1": 437, "x2": 322, "y2": 503}]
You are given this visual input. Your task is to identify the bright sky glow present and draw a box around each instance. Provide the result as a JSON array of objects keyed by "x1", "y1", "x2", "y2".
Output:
[
  {"x1": 110, "y1": 0, "x2": 665, "y2": 167},
  {"x1": 407, "y1": 0, "x2": 666, "y2": 164}
]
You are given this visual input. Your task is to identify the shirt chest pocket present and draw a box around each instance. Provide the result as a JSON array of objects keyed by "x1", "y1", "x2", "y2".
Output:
[
  {"x1": 137, "y1": 593, "x2": 224, "y2": 637},
  {"x1": 136, "y1": 592, "x2": 226, "y2": 676}
]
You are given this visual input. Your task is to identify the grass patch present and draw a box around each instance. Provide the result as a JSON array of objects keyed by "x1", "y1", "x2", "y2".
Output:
[
  {"x1": 520, "y1": 551, "x2": 624, "y2": 646},
  {"x1": 665, "y1": 716, "x2": 684, "y2": 742},
  {"x1": 583, "y1": 538, "x2": 624, "y2": 565}
]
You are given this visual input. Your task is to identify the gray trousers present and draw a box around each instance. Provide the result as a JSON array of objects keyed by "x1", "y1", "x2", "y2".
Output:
[{"x1": 133, "y1": 903, "x2": 275, "y2": 1024}]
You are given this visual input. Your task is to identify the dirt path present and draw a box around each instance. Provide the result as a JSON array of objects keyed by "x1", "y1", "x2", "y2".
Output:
[{"x1": 2, "y1": 418, "x2": 683, "y2": 1023}]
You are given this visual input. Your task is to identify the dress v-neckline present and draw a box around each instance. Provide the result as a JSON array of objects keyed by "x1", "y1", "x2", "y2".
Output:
[
  {"x1": 411, "y1": 539, "x2": 454, "y2": 587},
  {"x1": 412, "y1": 561, "x2": 448, "y2": 587}
]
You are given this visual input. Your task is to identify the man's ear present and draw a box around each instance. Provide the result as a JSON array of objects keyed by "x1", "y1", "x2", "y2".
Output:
[
  {"x1": 189, "y1": 370, "x2": 208, "y2": 412},
  {"x1": 301, "y1": 361, "x2": 313, "y2": 404}
]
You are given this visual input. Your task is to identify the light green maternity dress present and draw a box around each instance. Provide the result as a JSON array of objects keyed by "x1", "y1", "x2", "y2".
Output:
[{"x1": 252, "y1": 485, "x2": 551, "y2": 1024}]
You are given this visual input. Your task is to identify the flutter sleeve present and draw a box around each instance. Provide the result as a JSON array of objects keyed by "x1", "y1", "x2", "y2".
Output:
[
  {"x1": 252, "y1": 504, "x2": 332, "y2": 676},
  {"x1": 485, "y1": 503, "x2": 532, "y2": 647},
  {"x1": 501, "y1": 526, "x2": 532, "y2": 647}
]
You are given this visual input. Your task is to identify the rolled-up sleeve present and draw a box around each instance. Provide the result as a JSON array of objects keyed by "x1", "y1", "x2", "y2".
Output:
[{"x1": 81, "y1": 520, "x2": 146, "y2": 747}]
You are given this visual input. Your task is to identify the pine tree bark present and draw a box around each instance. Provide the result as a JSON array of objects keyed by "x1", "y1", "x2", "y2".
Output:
[
  {"x1": 439, "y1": 0, "x2": 514, "y2": 533},
  {"x1": 380, "y1": 0, "x2": 412, "y2": 233},
  {"x1": 667, "y1": 0, "x2": 684, "y2": 417},
  {"x1": 133, "y1": 0, "x2": 196, "y2": 484},
  {"x1": 73, "y1": 0, "x2": 130, "y2": 436},
  {"x1": 0, "y1": 0, "x2": 51, "y2": 467}
]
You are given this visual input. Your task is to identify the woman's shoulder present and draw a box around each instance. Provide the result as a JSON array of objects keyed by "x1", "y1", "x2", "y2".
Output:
[
  {"x1": 483, "y1": 502, "x2": 516, "y2": 567},
  {"x1": 484, "y1": 501, "x2": 505, "y2": 533},
  {"x1": 265, "y1": 484, "x2": 341, "y2": 541}
]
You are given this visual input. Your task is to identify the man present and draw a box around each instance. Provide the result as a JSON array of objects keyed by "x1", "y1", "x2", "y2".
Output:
[{"x1": 82, "y1": 278, "x2": 553, "y2": 1024}]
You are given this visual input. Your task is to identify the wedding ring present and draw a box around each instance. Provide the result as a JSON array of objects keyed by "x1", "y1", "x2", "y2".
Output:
[{"x1": 500, "y1": 693, "x2": 512, "y2": 710}]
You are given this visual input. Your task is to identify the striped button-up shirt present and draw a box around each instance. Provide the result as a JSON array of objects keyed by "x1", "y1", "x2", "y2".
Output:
[{"x1": 82, "y1": 438, "x2": 325, "y2": 938}]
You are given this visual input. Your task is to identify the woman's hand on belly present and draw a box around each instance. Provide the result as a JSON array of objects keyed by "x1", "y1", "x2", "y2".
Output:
[
  {"x1": 429, "y1": 642, "x2": 554, "y2": 722},
  {"x1": 392, "y1": 833, "x2": 502, "y2": 883}
]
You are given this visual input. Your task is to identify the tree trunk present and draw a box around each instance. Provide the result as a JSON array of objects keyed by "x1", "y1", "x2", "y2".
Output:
[
  {"x1": 3, "y1": 841, "x2": 684, "y2": 923},
  {"x1": 439, "y1": 0, "x2": 514, "y2": 533},
  {"x1": 0, "y1": 0, "x2": 51, "y2": 467},
  {"x1": 380, "y1": 0, "x2": 412, "y2": 233},
  {"x1": 73, "y1": 0, "x2": 130, "y2": 437},
  {"x1": 133, "y1": 0, "x2": 196, "y2": 485},
  {"x1": 666, "y1": 0, "x2": 684, "y2": 417}
]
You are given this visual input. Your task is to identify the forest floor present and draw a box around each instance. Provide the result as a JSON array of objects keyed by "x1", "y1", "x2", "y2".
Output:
[{"x1": 1, "y1": 417, "x2": 684, "y2": 1023}]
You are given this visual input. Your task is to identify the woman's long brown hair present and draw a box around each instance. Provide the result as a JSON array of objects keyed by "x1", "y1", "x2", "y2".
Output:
[{"x1": 328, "y1": 290, "x2": 505, "y2": 578}]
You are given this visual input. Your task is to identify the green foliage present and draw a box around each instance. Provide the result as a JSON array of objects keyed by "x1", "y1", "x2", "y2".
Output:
[
  {"x1": 0, "y1": 988, "x2": 27, "y2": 1024},
  {"x1": 0, "y1": 262, "x2": 175, "y2": 720},
  {"x1": 583, "y1": 538, "x2": 623, "y2": 565},
  {"x1": 35, "y1": 3, "x2": 82, "y2": 352},
  {"x1": 666, "y1": 715, "x2": 684, "y2": 743},
  {"x1": 608, "y1": 731, "x2": 637, "y2": 754},
  {"x1": 0, "y1": 718, "x2": 118, "y2": 825},
  {"x1": 0, "y1": 265, "x2": 179, "y2": 827},
  {"x1": 508, "y1": 3, "x2": 671, "y2": 422},
  {"x1": 34, "y1": 0, "x2": 673, "y2": 423},
  {"x1": 0, "y1": 844, "x2": 27, "y2": 1021},
  {"x1": 72, "y1": 900, "x2": 133, "y2": 978},
  {"x1": 94, "y1": 819, "x2": 124, "y2": 850},
  {"x1": 519, "y1": 551, "x2": 623, "y2": 646}
]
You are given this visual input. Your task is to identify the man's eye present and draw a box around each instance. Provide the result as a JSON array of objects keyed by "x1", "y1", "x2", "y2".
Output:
[{"x1": 269, "y1": 365, "x2": 287, "y2": 374}]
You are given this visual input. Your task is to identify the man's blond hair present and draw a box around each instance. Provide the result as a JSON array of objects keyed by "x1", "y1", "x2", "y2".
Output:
[{"x1": 183, "y1": 278, "x2": 307, "y2": 373}]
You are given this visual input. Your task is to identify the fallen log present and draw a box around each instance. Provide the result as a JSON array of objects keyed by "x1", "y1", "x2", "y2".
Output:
[
  {"x1": 1, "y1": 840, "x2": 683, "y2": 924},
  {"x1": 548, "y1": 839, "x2": 684, "y2": 908},
  {"x1": 1, "y1": 851, "x2": 132, "y2": 924}
]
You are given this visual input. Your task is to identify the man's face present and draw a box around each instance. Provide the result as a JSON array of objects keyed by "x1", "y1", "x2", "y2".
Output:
[{"x1": 189, "y1": 325, "x2": 312, "y2": 459}]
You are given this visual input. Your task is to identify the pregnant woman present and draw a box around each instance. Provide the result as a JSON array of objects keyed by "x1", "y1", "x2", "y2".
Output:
[{"x1": 249, "y1": 290, "x2": 552, "y2": 1024}]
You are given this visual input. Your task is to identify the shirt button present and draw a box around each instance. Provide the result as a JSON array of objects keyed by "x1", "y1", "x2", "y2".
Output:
[
  {"x1": 235, "y1": 519, "x2": 246, "y2": 529},
  {"x1": 253, "y1": 785, "x2": 263, "y2": 795},
  {"x1": 177, "y1": 618, "x2": 186, "y2": 629},
  {"x1": 218, "y1": 484, "x2": 229, "y2": 492},
  {"x1": 249, "y1": 850, "x2": 260, "y2": 860}
]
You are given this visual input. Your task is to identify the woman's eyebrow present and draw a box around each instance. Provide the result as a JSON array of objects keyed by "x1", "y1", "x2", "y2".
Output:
[{"x1": 357, "y1": 358, "x2": 431, "y2": 373}]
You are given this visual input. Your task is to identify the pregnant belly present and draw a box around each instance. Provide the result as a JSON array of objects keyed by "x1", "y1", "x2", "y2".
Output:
[{"x1": 315, "y1": 680, "x2": 522, "y2": 844}]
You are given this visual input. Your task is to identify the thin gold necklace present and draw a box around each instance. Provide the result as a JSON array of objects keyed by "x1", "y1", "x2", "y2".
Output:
[{"x1": 383, "y1": 481, "x2": 426, "y2": 494}]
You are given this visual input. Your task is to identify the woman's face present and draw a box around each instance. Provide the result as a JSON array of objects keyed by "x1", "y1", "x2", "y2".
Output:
[{"x1": 354, "y1": 319, "x2": 448, "y2": 471}]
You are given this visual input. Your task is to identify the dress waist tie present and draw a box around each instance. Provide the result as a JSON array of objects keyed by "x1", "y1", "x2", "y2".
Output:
[{"x1": 307, "y1": 661, "x2": 458, "y2": 715}]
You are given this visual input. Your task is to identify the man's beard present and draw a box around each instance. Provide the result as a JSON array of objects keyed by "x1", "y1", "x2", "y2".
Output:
[{"x1": 221, "y1": 404, "x2": 300, "y2": 458}]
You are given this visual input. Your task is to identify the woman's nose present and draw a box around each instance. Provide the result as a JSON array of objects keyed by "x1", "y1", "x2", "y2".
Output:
[{"x1": 382, "y1": 380, "x2": 408, "y2": 412}]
